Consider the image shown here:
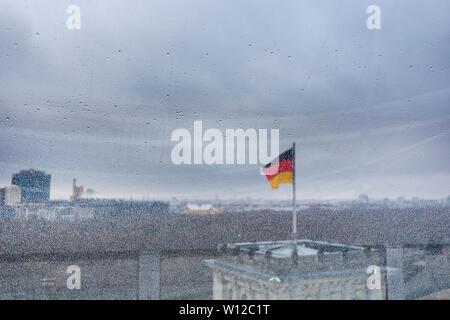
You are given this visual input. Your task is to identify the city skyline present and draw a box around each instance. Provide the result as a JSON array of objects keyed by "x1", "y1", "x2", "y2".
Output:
[{"x1": 1, "y1": 167, "x2": 449, "y2": 202}]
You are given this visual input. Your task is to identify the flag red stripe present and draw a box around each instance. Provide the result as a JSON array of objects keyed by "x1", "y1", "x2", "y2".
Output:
[{"x1": 264, "y1": 158, "x2": 293, "y2": 181}]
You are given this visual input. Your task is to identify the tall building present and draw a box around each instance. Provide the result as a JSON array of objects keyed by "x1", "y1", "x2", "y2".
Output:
[{"x1": 11, "y1": 169, "x2": 51, "y2": 203}]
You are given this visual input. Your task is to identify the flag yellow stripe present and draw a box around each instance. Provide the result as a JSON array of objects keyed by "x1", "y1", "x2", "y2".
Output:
[{"x1": 269, "y1": 171, "x2": 293, "y2": 189}]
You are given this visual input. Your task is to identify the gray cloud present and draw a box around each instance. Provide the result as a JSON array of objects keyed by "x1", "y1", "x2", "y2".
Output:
[{"x1": 0, "y1": 0, "x2": 449, "y2": 200}]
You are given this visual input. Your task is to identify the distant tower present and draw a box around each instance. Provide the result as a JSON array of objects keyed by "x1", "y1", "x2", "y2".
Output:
[
  {"x1": 71, "y1": 179, "x2": 76, "y2": 200},
  {"x1": 70, "y1": 179, "x2": 84, "y2": 201}
]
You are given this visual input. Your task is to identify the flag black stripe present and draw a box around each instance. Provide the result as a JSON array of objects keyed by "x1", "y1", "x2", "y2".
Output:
[{"x1": 263, "y1": 148, "x2": 293, "y2": 169}]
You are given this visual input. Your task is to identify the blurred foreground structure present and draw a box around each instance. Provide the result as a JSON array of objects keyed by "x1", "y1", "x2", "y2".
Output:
[{"x1": 205, "y1": 240, "x2": 389, "y2": 299}]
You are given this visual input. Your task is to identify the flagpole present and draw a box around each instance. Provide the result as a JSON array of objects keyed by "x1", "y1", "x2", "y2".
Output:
[{"x1": 292, "y1": 142, "x2": 297, "y2": 238}]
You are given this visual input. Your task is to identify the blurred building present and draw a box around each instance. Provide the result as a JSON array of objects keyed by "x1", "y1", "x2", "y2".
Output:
[
  {"x1": 11, "y1": 169, "x2": 51, "y2": 203},
  {"x1": 184, "y1": 204, "x2": 222, "y2": 215},
  {"x1": 12, "y1": 199, "x2": 169, "y2": 221},
  {"x1": 205, "y1": 240, "x2": 389, "y2": 300},
  {"x1": 358, "y1": 194, "x2": 369, "y2": 204},
  {"x1": 14, "y1": 203, "x2": 95, "y2": 221},
  {"x1": 0, "y1": 185, "x2": 21, "y2": 206}
]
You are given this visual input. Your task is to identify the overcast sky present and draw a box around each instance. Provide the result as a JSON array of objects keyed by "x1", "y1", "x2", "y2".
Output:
[{"x1": 0, "y1": 0, "x2": 449, "y2": 201}]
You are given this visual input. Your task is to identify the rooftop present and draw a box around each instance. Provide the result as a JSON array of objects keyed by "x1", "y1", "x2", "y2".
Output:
[
  {"x1": 206, "y1": 240, "x2": 387, "y2": 281},
  {"x1": 225, "y1": 239, "x2": 365, "y2": 258}
]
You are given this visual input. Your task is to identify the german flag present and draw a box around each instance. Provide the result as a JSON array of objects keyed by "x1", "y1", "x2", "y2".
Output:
[{"x1": 263, "y1": 147, "x2": 294, "y2": 189}]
